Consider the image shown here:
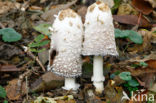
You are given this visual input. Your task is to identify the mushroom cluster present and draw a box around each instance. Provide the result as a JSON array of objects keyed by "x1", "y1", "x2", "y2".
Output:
[
  {"x1": 48, "y1": 9, "x2": 83, "y2": 90},
  {"x1": 48, "y1": 1, "x2": 118, "y2": 92}
]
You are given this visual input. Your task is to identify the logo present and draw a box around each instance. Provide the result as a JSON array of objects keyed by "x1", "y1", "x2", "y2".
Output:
[{"x1": 122, "y1": 89, "x2": 154, "y2": 102}]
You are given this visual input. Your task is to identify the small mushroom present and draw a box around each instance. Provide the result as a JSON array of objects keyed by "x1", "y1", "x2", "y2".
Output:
[
  {"x1": 82, "y1": 1, "x2": 118, "y2": 93},
  {"x1": 48, "y1": 9, "x2": 83, "y2": 90}
]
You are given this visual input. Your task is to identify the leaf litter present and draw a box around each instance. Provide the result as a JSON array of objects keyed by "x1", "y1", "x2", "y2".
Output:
[{"x1": 0, "y1": 0, "x2": 156, "y2": 103}]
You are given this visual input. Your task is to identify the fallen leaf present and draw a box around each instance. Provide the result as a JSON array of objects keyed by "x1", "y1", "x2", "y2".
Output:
[
  {"x1": 149, "y1": 83, "x2": 156, "y2": 92},
  {"x1": 38, "y1": 49, "x2": 49, "y2": 64},
  {"x1": 126, "y1": 53, "x2": 156, "y2": 76},
  {"x1": 117, "y1": 3, "x2": 138, "y2": 15},
  {"x1": 132, "y1": 0, "x2": 153, "y2": 15},
  {"x1": 104, "y1": 81, "x2": 125, "y2": 103},
  {"x1": 29, "y1": 6, "x2": 43, "y2": 11},
  {"x1": 0, "y1": 65, "x2": 21, "y2": 72},
  {"x1": 139, "y1": 73, "x2": 155, "y2": 88},
  {"x1": 146, "y1": 60, "x2": 156, "y2": 69},
  {"x1": 128, "y1": 52, "x2": 156, "y2": 62},
  {"x1": 5, "y1": 79, "x2": 26, "y2": 100},
  {"x1": 0, "y1": 43, "x2": 23, "y2": 59},
  {"x1": 113, "y1": 15, "x2": 151, "y2": 27},
  {"x1": 151, "y1": 27, "x2": 156, "y2": 43},
  {"x1": 34, "y1": 95, "x2": 74, "y2": 103},
  {"x1": 0, "y1": 1, "x2": 21, "y2": 15},
  {"x1": 114, "y1": 52, "x2": 156, "y2": 77},
  {"x1": 30, "y1": 72, "x2": 64, "y2": 92},
  {"x1": 41, "y1": 0, "x2": 77, "y2": 23}
]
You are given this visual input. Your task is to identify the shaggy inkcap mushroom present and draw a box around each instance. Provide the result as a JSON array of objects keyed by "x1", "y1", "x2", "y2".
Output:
[
  {"x1": 82, "y1": 1, "x2": 118, "y2": 93},
  {"x1": 48, "y1": 9, "x2": 83, "y2": 90}
]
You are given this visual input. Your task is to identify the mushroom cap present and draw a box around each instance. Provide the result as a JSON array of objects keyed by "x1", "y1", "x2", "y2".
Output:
[
  {"x1": 82, "y1": 1, "x2": 118, "y2": 56},
  {"x1": 48, "y1": 9, "x2": 83, "y2": 77}
]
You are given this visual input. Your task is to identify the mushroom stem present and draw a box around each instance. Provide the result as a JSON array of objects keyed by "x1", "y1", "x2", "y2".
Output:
[
  {"x1": 63, "y1": 77, "x2": 80, "y2": 90},
  {"x1": 92, "y1": 56, "x2": 105, "y2": 93}
]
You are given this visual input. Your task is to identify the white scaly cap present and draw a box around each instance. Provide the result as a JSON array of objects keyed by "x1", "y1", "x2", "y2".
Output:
[
  {"x1": 82, "y1": 1, "x2": 118, "y2": 56},
  {"x1": 48, "y1": 9, "x2": 83, "y2": 78}
]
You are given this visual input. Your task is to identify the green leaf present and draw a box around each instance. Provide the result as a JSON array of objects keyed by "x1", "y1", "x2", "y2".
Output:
[
  {"x1": 30, "y1": 48, "x2": 38, "y2": 52},
  {"x1": 34, "y1": 24, "x2": 51, "y2": 36},
  {"x1": 115, "y1": 29, "x2": 143, "y2": 44},
  {"x1": 29, "y1": 40, "x2": 49, "y2": 47},
  {"x1": 37, "y1": 48, "x2": 46, "y2": 53},
  {"x1": 35, "y1": 34, "x2": 45, "y2": 42},
  {"x1": 127, "y1": 30, "x2": 143, "y2": 44},
  {"x1": 139, "y1": 62, "x2": 148, "y2": 67},
  {"x1": 153, "y1": 31, "x2": 156, "y2": 33},
  {"x1": 28, "y1": 42, "x2": 40, "y2": 47},
  {"x1": 119, "y1": 72, "x2": 132, "y2": 81},
  {"x1": 38, "y1": 40, "x2": 50, "y2": 47},
  {"x1": 128, "y1": 79, "x2": 139, "y2": 87},
  {"x1": 111, "y1": 0, "x2": 121, "y2": 13},
  {"x1": 114, "y1": 70, "x2": 120, "y2": 75},
  {"x1": 0, "y1": 28, "x2": 22, "y2": 42},
  {"x1": 110, "y1": 71, "x2": 120, "y2": 79},
  {"x1": 131, "y1": 64, "x2": 140, "y2": 68},
  {"x1": 3, "y1": 100, "x2": 8, "y2": 103},
  {"x1": 115, "y1": 29, "x2": 128, "y2": 38},
  {"x1": 0, "y1": 85, "x2": 6, "y2": 98},
  {"x1": 30, "y1": 48, "x2": 46, "y2": 53}
]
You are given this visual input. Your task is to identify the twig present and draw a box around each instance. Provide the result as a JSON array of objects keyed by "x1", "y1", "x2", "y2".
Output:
[
  {"x1": 22, "y1": 46, "x2": 46, "y2": 71},
  {"x1": 25, "y1": 76, "x2": 29, "y2": 100},
  {"x1": 17, "y1": 69, "x2": 32, "y2": 93}
]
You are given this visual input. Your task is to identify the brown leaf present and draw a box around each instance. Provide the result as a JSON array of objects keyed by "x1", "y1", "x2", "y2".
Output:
[
  {"x1": 41, "y1": 0, "x2": 77, "y2": 23},
  {"x1": 5, "y1": 79, "x2": 26, "y2": 100},
  {"x1": 128, "y1": 52, "x2": 156, "y2": 62},
  {"x1": 128, "y1": 53, "x2": 156, "y2": 76},
  {"x1": 140, "y1": 73, "x2": 155, "y2": 88},
  {"x1": 29, "y1": 6, "x2": 43, "y2": 11},
  {"x1": 149, "y1": 83, "x2": 156, "y2": 92},
  {"x1": 117, "y1": 3, "x2": 138, "y2": 15},
  {"x1": 30, "y1": 72, "x2": 64, "y2": 92},
  {"x1": 0, "y1": 43, "x2": 23, "y2": 59},
  {"x1": 113, "y1": 15, "x2": 151, "y2": 27},
  {"x1": 0, "y1": 65, "x2": 21, "y2": 72},
  {"x1": 114, "y1": 52, "x2": 156, "y2": 77},
  {"x1": 132, "y1": 0, "x2": 153, "y2": 15},
  {"x1": 146, "y1": 60, "x2": 156, "y2": 69},
  {"x1": 128, "y1": 67, "x2": 156, "y2": 76},
  {"x1": 104, "y1": 81, "x2": 124, "y2": 103},
  {"x1": 0, "y1": 1, "x2": 21, "y2": 15},
  {"x1": 151, "y1": 27, "x2": 156, "y2": 43}
]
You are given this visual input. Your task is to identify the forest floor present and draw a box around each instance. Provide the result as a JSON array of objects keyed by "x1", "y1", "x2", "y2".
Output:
[{"x1": 0, "y1": 0, "x2": 156, "y2": 103}]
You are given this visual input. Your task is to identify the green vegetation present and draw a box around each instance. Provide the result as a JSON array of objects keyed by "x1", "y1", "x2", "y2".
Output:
[
  {"x1": 115, "y1": 29, "x2": 143, "y2": 44},
  {"x1": 111, "y1": 0, "x2": 121, "y2": 13},
  {"x1": 28, "y1": 34, "x2": 50, "y2": 52},
  {"x1": 33, "y1": 24, "x2": 51, "y2": 37},
  {"x1": 0, "y1": 28, "x2": 22, "y2": 42},
  {"x1": 0, "y1": 85, "x2": 8, "y2": 103}
]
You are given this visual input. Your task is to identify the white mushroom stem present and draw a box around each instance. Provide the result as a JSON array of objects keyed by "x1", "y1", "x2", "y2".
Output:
[
  {"x1": 92, "y1": 56, "x2": 105, "y2": 93},
  {"x1": 63, "y1": 77, "x2": 80, "y2": 90}
]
